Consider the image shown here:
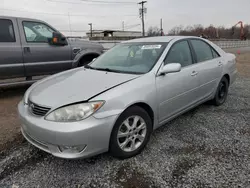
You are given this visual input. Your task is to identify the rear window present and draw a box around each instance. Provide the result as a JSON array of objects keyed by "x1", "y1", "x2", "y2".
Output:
[
  {"x1": 0, "y1": 19, "x2": 16, "y2": 42},
  {"x1": 190, "y1": 39, "x2": 213, "y2": 62}
]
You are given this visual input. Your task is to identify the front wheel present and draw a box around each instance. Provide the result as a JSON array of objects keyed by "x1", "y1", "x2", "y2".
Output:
[
  {"x1": 109, "y1": 106, "x2": 152, "y2": 159},
  {"x1": 212, "y1": 77, "x2": 229, "y2": 106}
]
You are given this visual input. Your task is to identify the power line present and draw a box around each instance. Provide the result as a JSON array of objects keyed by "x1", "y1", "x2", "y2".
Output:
[
  {"x1": 47, "y1": 0, "x2": 136, "y2": 5},
  {"x1": 59, "y1": 23, "x2": 141, "y2": 33},
  {"x1": 124, "y1": 24, "x2": 141, "y2": 30},
  {"x1": 70, "y1": 14, "x2": 138, "y2": 17},
  {"x1": 80, "y1": 0, "x2": 135, "y2": 4},
  {"x1": 1, "y1": 7, "x2": 66, "y2": 16},
  {"x1": 0, "y1": 8, "x2": 138, "y2": 17},
  {"x1": 60, "y1": 29, "x2": 89, "y2": 32}
]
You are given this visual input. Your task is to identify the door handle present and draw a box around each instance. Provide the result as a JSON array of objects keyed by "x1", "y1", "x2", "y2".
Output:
[
  {"x1": 73, "y1": 48, "x2": 81, "y2": 54},
  {"x1": 191, "y1": 71, "x2": 198, "y2": 76},
  {"x1": 218, "y1": 62, "x2": 223, "y2": 67},
  {"x1": 23, "y1": 47, "x2": 30, "y2": 53}
]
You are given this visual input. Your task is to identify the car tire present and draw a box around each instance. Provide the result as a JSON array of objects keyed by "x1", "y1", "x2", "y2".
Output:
[
  {"x1": 212, "y1": 76, "x2": 229, "y2": 106},
  {"x1": 109, "y1": 106, "x2": 153, "y2": 159}
]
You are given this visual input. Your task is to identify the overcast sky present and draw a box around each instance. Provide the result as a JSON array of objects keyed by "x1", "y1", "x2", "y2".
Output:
[{"x1": 2, "y1": 0, "x2": 250, "y2": 36}]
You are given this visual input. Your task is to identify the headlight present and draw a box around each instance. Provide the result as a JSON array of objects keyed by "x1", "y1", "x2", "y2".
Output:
[{"x1": 45, "y1": 101, "x2": 104, "y2": 122}]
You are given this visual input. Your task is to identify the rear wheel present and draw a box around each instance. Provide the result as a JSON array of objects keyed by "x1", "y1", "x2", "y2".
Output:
[
  {"x1": 212, "y1": 77, "x2": 229, "y2": 106},
  {"x1": 109, "y1": 106, "x2": 152, "y2": 159}
]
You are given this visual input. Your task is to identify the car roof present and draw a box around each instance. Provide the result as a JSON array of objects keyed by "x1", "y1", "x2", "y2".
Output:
[
  {"x1": 123, "y1": 36, "x2": 201, "y2": 43},
  {"x1": 0, "y1": 15, "x2": 44, "y2": 23}
]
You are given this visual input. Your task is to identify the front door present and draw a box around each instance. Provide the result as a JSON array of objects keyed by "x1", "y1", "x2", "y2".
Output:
[
  {"x1": 156, "y1": 40, "x2": 200, "y2": 123},
  {"x1": 17, "y1": 19, "x2": 72, "y2": 76}
]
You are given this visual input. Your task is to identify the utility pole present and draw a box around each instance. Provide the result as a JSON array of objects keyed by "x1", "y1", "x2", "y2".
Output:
[
  {"x1": 122, "y1": 21, "x2": 125, "y2": 31},
  {"x1": 88, "y1": 23, "x2": 93, "y2": 38},
  {"x1": 68, "y1": 12, "x2": 72, "y2": 36},
  {"x1": 138, "y1": 1, "x2": 147, "y2": 37},
  {"x1": 160, "y1": 18, "x2": 163, "y2": 36}
]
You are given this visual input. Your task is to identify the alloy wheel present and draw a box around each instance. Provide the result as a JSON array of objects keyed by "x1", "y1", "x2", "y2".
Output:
[{"x1": 117, "y1": 116, "x2": 147, "y2": 152}]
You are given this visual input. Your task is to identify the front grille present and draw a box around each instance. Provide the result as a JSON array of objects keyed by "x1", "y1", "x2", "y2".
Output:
[{"x1": 29, "y1": 100, "x2": 51, "y2": 116}]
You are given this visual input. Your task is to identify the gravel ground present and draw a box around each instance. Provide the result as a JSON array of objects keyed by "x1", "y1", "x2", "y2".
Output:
[
  {"x1": 0, "y1": 76, "x2": 249, "y2": 188},
  {"x1": 0, "y1": 49, "x2": 250, "y2": 188}
]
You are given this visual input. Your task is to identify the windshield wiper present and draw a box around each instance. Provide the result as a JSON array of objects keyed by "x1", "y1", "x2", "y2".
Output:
[
  {"x1": 84, "y1": 64, "x2": 96, "y2": 70},
  {"x1": 84, "y1": 65, "x2": 141, "y2": 74},
  {"x1": 84, "y1": 65, "x2": 119, "y2": 73},
  {"x1": 93, "y1": 67, "x2": 123, "y2": 73}
]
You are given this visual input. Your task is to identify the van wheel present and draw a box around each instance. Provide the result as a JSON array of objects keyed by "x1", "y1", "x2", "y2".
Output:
[
  {"x1": 109, "y1": 106, "x2": 152, "y2": 159},
  {"x1": 212, "y1": 77, "x2": 229, "y2": 106}
]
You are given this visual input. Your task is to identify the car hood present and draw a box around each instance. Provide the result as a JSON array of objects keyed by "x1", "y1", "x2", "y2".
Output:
[{"x1": 29, "y1": 68, "x2": 139, "y2": 107}]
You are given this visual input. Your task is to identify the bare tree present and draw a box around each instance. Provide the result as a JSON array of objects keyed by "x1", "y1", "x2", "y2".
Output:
[
  {"x1": 168, "y1": 25, "x2": 184, "y2": 36},
  {"x1": 168, "y1": 24, "x2": 250, "y2": 39},
  {"x1": 147, "y1": 27, "x2": 162, "y2": 36}
]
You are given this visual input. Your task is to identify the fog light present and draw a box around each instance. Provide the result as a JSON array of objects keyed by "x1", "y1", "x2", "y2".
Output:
[{"x1": 58, "y1": 145, "x2": 86, "y2": 153}]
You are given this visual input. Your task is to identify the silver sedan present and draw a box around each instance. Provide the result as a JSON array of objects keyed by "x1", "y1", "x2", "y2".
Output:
[{"x1": 18, "y1": 36, "x2": 237, "y2": 159}]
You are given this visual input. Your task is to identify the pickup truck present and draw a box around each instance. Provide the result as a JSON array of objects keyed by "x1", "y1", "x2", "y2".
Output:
[{"x1": 0, "y1": 16, "x2": 104, "y2": 86}]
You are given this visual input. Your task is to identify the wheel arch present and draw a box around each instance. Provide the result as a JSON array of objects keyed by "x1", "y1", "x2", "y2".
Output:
[
  {"x1": 223, "y1": 74, "x2": 230, "y2": 85},
  {"x1": 72, "y1": 51, "x2": 101, "y2": 67},
  {"x1": 131, "y1": 102, "x2": 154, "y2": 126},
  {"x1": 118, "y1": 102, "x2": 155, "y2": 129},
  {"x1": 78, "y1": 53, "x2": 100, "y2": 67}
]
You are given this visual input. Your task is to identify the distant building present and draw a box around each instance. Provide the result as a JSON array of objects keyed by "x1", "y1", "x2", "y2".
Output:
[{"x1": 86, "y1": 30, "x2": 142, "y2": 40}]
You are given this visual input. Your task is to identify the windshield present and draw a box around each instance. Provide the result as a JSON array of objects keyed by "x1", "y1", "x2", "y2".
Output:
[{"x1": 89, "y1": 43, "x2": 167, "y2": 74}]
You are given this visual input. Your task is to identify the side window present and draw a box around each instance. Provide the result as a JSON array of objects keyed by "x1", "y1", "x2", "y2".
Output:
[
  {"x1": 165, "y1": 40, "x2": 193, "y2": 67},
  {"x1": 24, "y1": 27, "x2": 37, "y2": 42},
  {"x1": 211, "y1": 48, "x2": 220, "y2": 58},
  {"x1": 23, "y1": 21, "x2": 55, "y2": 43},
  {"x1": 0, "y1": 19, "x2": 16, "y2": 42},
  {"x1": 190, "y1": 40, "x2": 213, "y2": 62}
]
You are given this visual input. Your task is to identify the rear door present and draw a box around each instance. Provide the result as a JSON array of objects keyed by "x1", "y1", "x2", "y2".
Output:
[
  {"x1": 189, "y1": 39, "x2": 223, "y2": 100},
  {"x1": 17, "y1": 19, "x2": 72, "y2": 76},
  {"x1": 0, "y1": 17, "x2": 24, "y2": 79}
]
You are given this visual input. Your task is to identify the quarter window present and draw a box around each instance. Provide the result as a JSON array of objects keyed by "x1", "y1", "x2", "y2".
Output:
[
  {"x1": 190, "y1": 40, "x2": 214, "y2": 62},
  {"x1": 0, "y1": 19, "x2": 16, "y2": 42},
  {"x1": 23, "y1": 21, "x2": 55, "y2": 43},
  {"x1": 165, "y1": 40, "x2": 193, "y2": 67}
]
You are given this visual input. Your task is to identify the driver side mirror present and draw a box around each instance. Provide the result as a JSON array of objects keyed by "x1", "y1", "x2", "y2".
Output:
[
  {"x1": 158, "y1": 63, "x2": 181, "y2": 75},
  {"x1": 48, "y1": 32, "x2": 68, "y2": 46}
]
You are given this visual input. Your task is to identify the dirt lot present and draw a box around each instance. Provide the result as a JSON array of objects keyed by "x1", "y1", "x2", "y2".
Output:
[
  {"x1": 234, "y1": 49, "x2": 250, "y2": 77},
  {"x1": 0, "y1": 86, "x2": 28, "y2": 151},
  {"x1": 0, "y1": 49, "x2": 249, "y2": 187}
]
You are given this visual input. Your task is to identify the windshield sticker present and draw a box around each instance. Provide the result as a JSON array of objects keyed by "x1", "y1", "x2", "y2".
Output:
[
  {"x1": 141, "y1": 45, "x2": 162, "y2": 49},
  {"x1": 130, "y1": 50, "x2": 135, "y2": 57}
]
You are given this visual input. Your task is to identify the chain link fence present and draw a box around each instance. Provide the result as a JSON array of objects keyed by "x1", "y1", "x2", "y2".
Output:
[
  {"x1": 94, "y1": 39, "x2": 250, "y2": 50},
  {"x1": 211, "y1": 40, "x2": 250, "y2": 49}
]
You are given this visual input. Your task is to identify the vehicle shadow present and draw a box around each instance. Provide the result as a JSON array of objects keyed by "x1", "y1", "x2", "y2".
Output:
[{"x1": 0, "y1": 85, "x2": 30, "y2": 99}]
